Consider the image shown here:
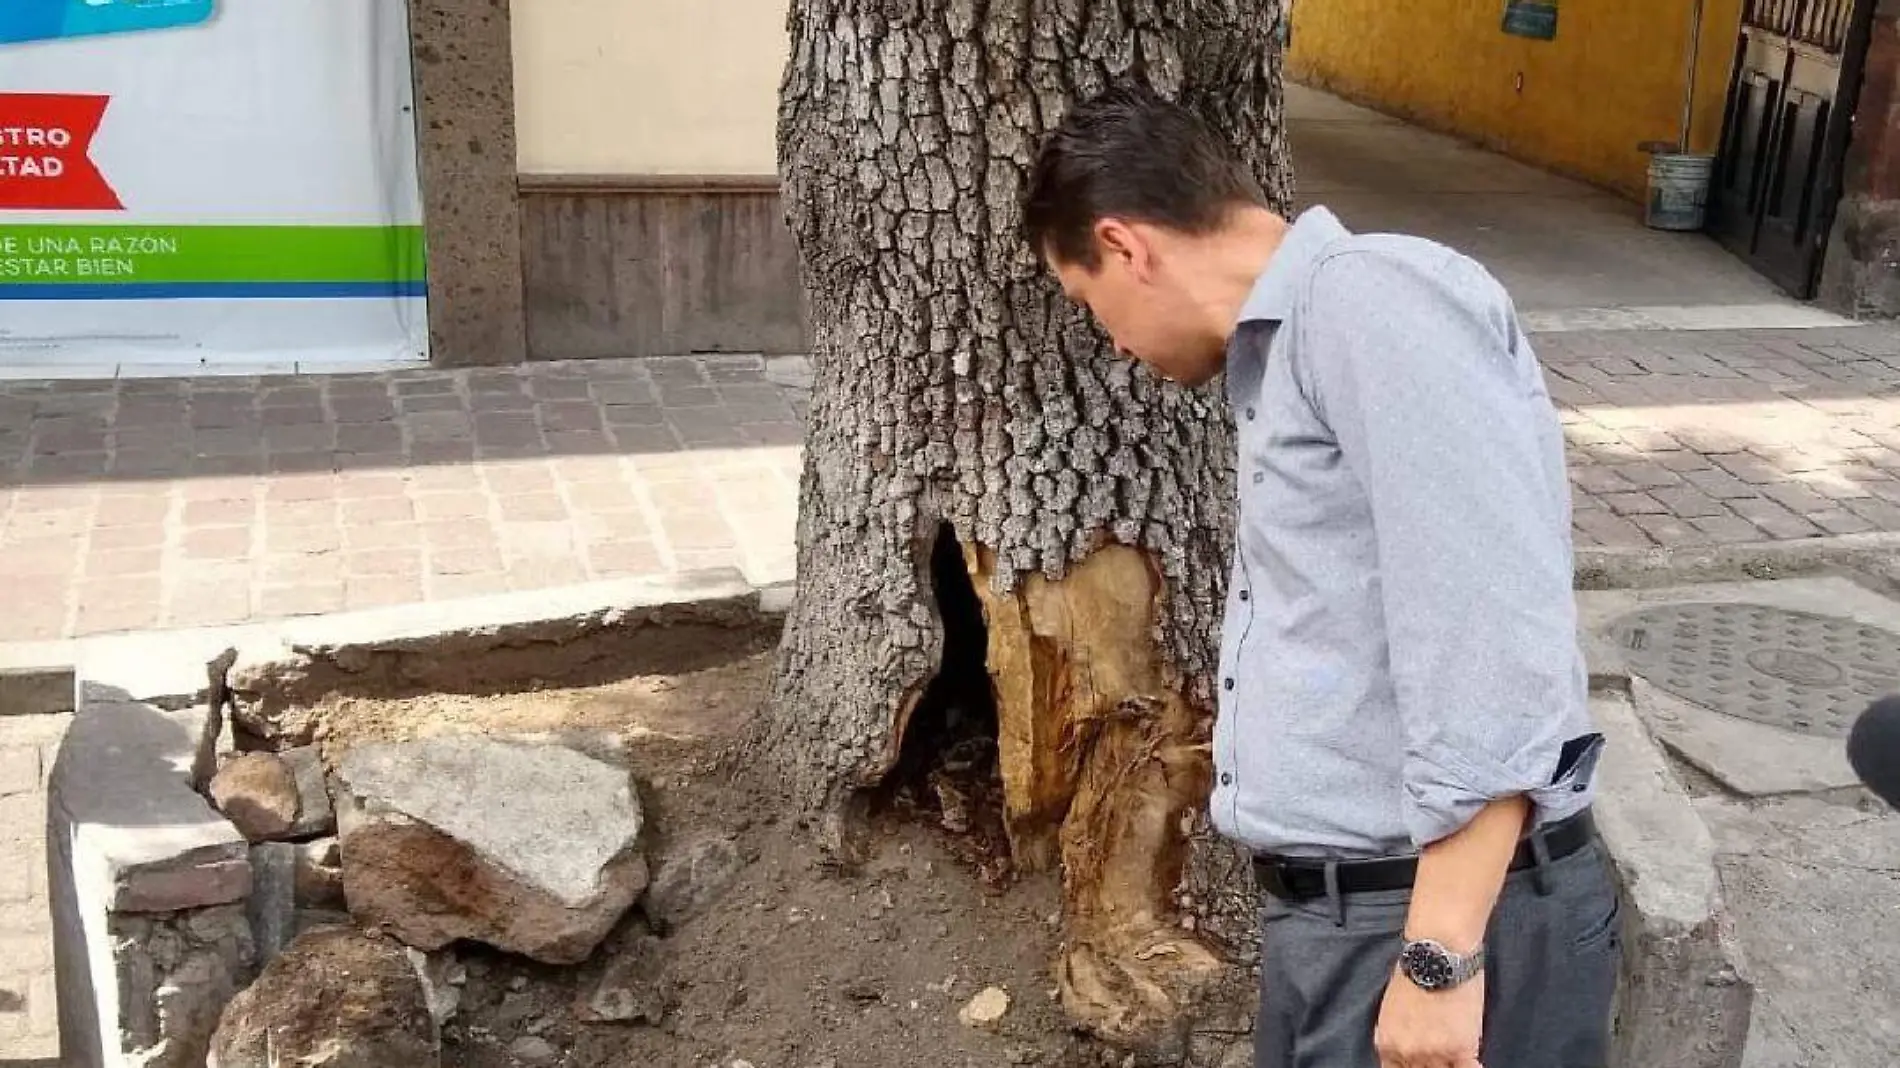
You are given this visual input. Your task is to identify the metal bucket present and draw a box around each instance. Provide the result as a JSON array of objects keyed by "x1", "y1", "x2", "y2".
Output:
[{"x1": 1645, "y1": 152, "x2": 1715, "y2": 231}]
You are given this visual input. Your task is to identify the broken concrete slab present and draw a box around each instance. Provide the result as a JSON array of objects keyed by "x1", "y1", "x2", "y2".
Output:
[
  {"x1": 224, "y1": 569, "x2": 770, "y2": 746},
  {"x1": 334, "y1": 736, "x2": 647, "y2": 964},
  {"x1": 280, "y1": 745, "x2": 334, "y2": 838},
  {"x1": 1590, "y1": 689, "x2": 1754, "y2": 1068},
  {"x1": 1633, "y1": 678, "x2": 1864, "y2": 797},
  {"x1": 1695, "y1": 793, "x2": 1900, "y2": 1066}
]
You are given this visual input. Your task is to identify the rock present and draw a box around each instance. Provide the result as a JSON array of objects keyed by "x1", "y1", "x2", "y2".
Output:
[
  {"x1": 334, "y1": 736, "x2": 647, "y2": 964},
  {"x1": 103, "y1": 905, "x2": 254, "y2": 1068},
  {"x1": 574, "y1": 933, "x2": 669, "y2": 1024},
  {"x1": 405, "y1": 948, "x2": 465, "y2": 1027},
  {"x1": 959, "y1": 986, "x2": 1010, "y2": 1028},
  {"x1": 294, "y1": 837, "x2": 344, "y2": 907},
  {"x1": 643, "y1": 834, "x2": 745, "y2": 931},
  {"x1": 280, "y1": 745, "x2": 336, "y2": 837},
  {"x1": 508, "y1": 1035, "x2": 557, "y2": 1064},
  {"x1": 208, "y1": 926, "x2": 438, "y2": 1068},
  {"x1": 209, "y1": 753, "x2": 300, "y2": 841},
  {"x1": 247, "y1": 843, "x2": 297, "y2": 966}
]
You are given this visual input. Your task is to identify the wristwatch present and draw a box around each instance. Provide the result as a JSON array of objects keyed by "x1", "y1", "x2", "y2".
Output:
[{"x1": 1398, "y1": 938, "x2": 1486, "y2": 991}]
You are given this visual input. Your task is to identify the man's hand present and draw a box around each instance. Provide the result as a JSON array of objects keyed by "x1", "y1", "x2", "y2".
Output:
[
  {"x1": 1374, "y1": 965, "x2": 1484, "y2": 1068},
  {"x1": 1376, "y1": 793, "x2": 1530, "y2": 1068}
]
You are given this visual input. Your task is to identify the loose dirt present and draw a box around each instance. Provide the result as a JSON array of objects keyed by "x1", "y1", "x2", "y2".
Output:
[{"x1": 303, "y1": 653, "x2": 1111, "y2": 1068}]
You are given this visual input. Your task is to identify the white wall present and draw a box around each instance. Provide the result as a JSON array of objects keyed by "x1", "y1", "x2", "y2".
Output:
[{"x1": 512, "y1": 0, "x2": 788, "y2": 175}]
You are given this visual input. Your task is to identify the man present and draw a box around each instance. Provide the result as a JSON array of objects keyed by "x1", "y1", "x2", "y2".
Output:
[{"x1": 1023, "y1": 85, "x2": 1619, "y2": 1068}]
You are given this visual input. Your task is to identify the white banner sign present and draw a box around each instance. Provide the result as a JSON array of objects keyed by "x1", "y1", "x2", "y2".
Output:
[{"x1": 0, "y1": 0, "x2": 430, "y2": 370}]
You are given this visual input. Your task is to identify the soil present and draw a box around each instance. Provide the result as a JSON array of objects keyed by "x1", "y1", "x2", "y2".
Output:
[{"x1": 301, "y1": 652, "x2": 1118, "y2": 1068}]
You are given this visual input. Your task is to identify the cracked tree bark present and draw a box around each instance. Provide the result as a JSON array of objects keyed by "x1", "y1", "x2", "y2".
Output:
[{"x1": 762, "y1": 0, "x2": 1291, "y2": 1052}]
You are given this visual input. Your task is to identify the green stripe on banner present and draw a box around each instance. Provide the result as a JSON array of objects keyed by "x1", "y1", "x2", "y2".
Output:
[{"x1": 0, "y1": 225, "x2": 427, "y2": 286}]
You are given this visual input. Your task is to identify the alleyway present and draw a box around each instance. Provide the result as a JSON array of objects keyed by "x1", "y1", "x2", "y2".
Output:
[{"x1": 1287, "y1": 85, "x2": 1845, "y2": 330}]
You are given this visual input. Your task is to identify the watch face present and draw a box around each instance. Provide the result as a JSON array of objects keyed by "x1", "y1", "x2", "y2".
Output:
[{"x1": 1400, "y1": 940, "x2": 1457, "y2": 990}]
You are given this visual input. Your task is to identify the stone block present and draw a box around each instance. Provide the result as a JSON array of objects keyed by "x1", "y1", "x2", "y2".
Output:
[
  {"x1": 246, "y1": 845, "x2": 296, "y2": 969},
  {"x1": 0, "y1": 665, "x2": 74, "y2": 718},
  {"x1": 1591, "y1": 689, "x2": 1754, "y2": 1068},
  {"x1": 51, "y1": 688, "x2": 248, "y2": 914}
]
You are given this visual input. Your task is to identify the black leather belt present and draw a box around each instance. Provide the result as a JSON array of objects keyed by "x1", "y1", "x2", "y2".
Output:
[{"x1": 1253, "y1": 809, "x2": 1597, "y2": 902}]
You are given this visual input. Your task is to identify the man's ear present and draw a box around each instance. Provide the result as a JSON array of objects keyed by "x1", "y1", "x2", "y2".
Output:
[{"x1": 1094, "y1": 218, "x2": 1143, "y2": 271}]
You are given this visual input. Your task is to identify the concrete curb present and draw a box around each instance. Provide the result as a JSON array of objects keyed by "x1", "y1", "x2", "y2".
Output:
[
  {"x1": 1589, "y1": 682, "x2": 1754, "y2": 1068},
  {"x1": 1576, "y1": 532, "x2": 1900, "y2": 589},
  {"x1": 0, "y1": 568, "x2": 794, "y2": 708}
]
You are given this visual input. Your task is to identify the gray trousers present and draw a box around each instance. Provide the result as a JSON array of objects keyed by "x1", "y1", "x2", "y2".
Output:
[{"x1": 1255, "y1": 839, "x2": 1622, "y2": 1068}]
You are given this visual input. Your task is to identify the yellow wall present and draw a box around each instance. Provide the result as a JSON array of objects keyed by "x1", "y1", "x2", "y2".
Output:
[
  {"x1": 511, "y1": 0, "x2": 789, "y2": 176},
  {"x1": 1288, "y1": 0, "x2": 1743, "y2": 198}
]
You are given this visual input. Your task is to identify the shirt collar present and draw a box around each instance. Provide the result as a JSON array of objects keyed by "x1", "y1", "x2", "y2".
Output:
[{"x1": 1235, "y1": 206, "x2": 1352, "y2": 325}]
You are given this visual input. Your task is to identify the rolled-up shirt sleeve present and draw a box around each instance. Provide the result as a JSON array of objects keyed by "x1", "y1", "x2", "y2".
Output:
[{"x1": 1300, "y1": 247, "x2": 1594, "y2": 848}]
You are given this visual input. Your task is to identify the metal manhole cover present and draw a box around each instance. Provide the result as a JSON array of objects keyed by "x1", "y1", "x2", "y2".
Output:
[{"x1": 1608, "y1": 603, "x2": 1900, "y2": 737}]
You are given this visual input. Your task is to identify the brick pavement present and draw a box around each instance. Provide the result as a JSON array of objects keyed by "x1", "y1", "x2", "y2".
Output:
[
  {"x1": 0, "y1": 355, "x2": 806, "y2": 642},
  {"x1": 0, "y1": 712, "x2": 67, "y2": 1062},
  {"x1": 3, "y1": 327, "x2": 1900, "y2": 643},
  {"x1": 1540, "y1": 326, "x2": 1900, "y2": 549}
]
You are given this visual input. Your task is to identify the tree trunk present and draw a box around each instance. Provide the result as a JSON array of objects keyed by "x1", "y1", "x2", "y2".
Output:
[{"x1": 764, "y1": 0, "x2": 1291, "y2": 1051}]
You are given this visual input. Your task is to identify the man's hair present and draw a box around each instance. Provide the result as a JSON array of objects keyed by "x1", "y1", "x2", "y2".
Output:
[{"x1": 1023, "y1": 84, "x2": 1267, "y2": 269}]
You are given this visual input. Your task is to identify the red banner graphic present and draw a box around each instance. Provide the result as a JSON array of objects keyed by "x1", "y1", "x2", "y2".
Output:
[{"x1": 0, "y1": 94, "x2": 121, "y2": 211}]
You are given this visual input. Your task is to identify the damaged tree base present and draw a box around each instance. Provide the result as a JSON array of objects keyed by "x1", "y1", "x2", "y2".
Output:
[{"x1": 963, "y1": 540, "x2": 1226, "y2": 1051}]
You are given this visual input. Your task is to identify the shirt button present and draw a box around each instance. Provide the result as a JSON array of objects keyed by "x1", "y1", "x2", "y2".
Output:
[
  {"x1": 1245, "y1": 407, "x2": 1256, "y2": 421},
  {"x1": 1220, "y1": 773, "x2": 1233, "y2": 787},
  {"x1": 1222, "y1": 677, "x2": 1235, "y2": 691},
  {"x1": 1238, "y1": 589, "x2": 1250, "y2": 601},
  {"x1": 1252, "y1": 471, "x2": 1265, "y2": 484}
]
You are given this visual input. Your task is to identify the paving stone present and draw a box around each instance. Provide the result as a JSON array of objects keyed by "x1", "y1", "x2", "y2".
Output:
[{"x1": 5, "y1": 332, "x2": 1900, "y2": 639}]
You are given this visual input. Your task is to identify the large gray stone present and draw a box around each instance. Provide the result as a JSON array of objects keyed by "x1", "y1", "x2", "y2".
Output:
[
  {"x1": 1591, "y1": 689, "x2": 1754, "y2": 1068},
  {"x1": 208, "y1": 926, "x2": 438, "y2": 1068},
  {"x1": 334, "y1": 736, "x2": 647, "y2": 963}
]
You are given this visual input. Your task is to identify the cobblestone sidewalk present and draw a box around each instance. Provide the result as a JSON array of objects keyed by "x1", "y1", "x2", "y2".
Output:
[
  {"x1": 4, "y1": 326, "x2": 1900, "y2": 643},
  {"x1": 0, "y1": 355, "x2": 807, "y2": 642},
  {"x1": 1541, "y1": 326, "x2": 1900, "y2": 547}
]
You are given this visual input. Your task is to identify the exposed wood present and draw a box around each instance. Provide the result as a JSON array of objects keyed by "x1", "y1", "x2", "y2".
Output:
[{"x1": 972, "y1": 542, "x2": 1223, "y2": 1046}]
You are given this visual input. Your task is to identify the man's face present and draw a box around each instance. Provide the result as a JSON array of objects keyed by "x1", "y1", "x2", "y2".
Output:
[{"x1": 1048, "y1": 220, "x2": 1226, "y2": 387}]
